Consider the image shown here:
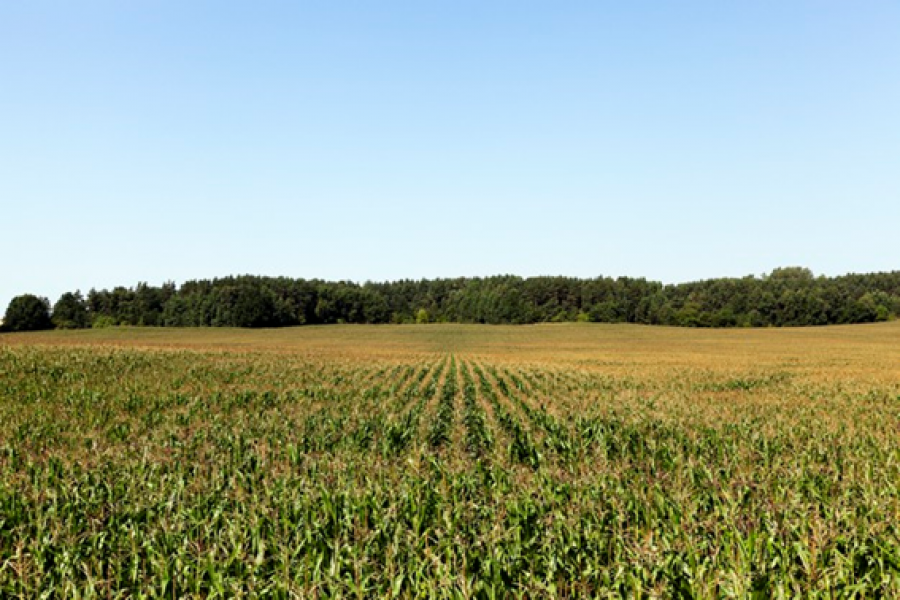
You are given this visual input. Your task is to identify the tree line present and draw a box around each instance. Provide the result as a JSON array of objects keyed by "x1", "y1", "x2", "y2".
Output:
[{"x1": 3, "y1": 267, "x2": 900, "y2": 332}]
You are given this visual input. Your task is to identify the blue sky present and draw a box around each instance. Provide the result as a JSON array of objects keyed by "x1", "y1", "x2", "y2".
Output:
[{"x1": 2, "y1": 1, "x2": 899, "y2": 311}]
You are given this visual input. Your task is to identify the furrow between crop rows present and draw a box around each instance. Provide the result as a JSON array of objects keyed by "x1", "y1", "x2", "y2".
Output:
[
  {"x1": 427, "y1": 356, "x2": 458, "y2": 450},
  {"x1": 458, "y1": 359, "x2": 494, "y2": 459},
  {"x1": 489, "y1": 366, "x2": 579, "y2": 463},
  {"x1": 471, "y1": 362, "x2": 542, "y2": 469}
]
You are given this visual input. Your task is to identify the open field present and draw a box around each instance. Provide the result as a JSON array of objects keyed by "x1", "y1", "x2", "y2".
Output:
[{"x1": 2, "y1": 323, "x2": 900, "y2": 597}]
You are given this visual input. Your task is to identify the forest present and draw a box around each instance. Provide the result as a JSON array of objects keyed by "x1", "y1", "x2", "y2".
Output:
[{"x1": 3, "y1": 267, "x2": 900, "y2": 331}]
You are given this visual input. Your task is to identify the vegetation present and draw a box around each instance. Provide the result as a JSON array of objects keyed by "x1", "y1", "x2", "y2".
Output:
[
  {"x1": 7, "y1": 267, "x2": 900, "y2": 331},
  {"x1": 1, "y1": 323, "x2": 899, "y2": 597},
  {"x1": 0, "y1": 294, "x2": 52, "y2": 332},
  {"x1": 51, "y1": 292, "x2": 90, "y2": 330}
]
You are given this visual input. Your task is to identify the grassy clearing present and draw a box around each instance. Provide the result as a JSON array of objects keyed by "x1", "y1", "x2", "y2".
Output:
[{"x1": 1, "y1": 323, "x2": 900, "y2": 597}]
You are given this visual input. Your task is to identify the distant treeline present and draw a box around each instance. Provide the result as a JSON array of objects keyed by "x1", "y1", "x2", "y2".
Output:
[{"x1": 3, "y1": 267, "x2": 900, "y2": 332}]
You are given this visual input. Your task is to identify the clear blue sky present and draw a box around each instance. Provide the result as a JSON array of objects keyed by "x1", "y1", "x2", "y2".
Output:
[{"x1": 2, "y1": 1, "x2": 898, "y2": 311}]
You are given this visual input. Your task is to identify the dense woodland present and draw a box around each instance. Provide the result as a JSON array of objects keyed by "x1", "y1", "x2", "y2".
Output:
[{"x1": 3, "y1": 267, "x2": 900, "y2": 331}]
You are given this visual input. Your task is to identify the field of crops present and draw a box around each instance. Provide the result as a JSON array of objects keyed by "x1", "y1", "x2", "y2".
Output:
[{"x1": 2, "y1": 323, "x2": 900, "y2": 598}]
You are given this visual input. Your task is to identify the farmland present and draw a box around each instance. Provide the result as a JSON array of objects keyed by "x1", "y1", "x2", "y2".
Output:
[{"x1": 1, "y1": 323, "x2": 900, "y2": 597}]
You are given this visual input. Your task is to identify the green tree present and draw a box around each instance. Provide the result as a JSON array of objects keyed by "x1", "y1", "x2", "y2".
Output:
[
  {"x1": 767, "y1": 266, "x2": 815, "y2": 281},
  {"x1": 52, "y1": 291, "x2": 90, "y2": 329},
  {"x1": 211, "y1": 285, "x2": 277, "y2": 328},
  {"x1": 2, "y1": 295, "x2": 53, "y2": 332}
]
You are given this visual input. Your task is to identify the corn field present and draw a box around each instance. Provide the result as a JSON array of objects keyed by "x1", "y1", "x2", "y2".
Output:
[{"x1": 1, "y1": 324, "x2": 900, "y2": 598}]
